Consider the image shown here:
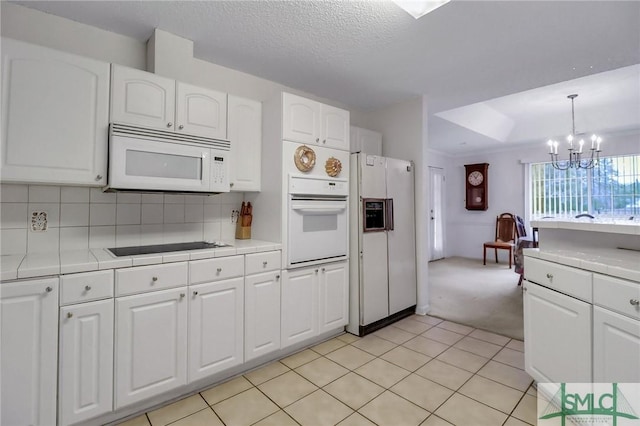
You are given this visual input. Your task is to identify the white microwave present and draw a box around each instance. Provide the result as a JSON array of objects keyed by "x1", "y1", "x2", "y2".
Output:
[{"x1": 106, "y1": 124, "x2": 230, "y2": 193}]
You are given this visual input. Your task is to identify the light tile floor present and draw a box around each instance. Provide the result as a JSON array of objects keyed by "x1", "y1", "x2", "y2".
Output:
[{"x1": 116, "y1": 315, "x2": 536, "y2": 426}]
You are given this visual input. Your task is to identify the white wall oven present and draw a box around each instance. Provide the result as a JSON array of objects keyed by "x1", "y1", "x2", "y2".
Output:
[{"x1": 287, "y1": 175, "x2": 348, "y2": 267}]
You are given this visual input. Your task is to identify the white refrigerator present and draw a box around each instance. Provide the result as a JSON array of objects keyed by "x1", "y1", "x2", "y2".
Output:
[{"x1": 348, "y1": 153, "x2": 417, "y2": 336}]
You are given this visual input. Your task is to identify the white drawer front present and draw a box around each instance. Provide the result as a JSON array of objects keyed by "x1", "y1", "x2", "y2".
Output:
[
  {"x1": 116, "y1": 262, "x2": 188, "y2": 296},
  {"x1": 190, "y1": 255, "x2": 244, "y2": 285},
  {"x1": 594, "y1": 274, "x2": 640, "y2": 320},
  {"x1": 60, "y1": 270, "x2": 114, "y2": 305},
  {"x1": 245, "y1": 251, "x2": 281, "y2": 275},
  {"x1": 524, "y1": 257, "x2": 592, "y2": 302}
]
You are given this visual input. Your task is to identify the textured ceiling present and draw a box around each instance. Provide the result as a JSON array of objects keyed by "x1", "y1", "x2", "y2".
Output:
[{"x1": 10, "y1": 0, "x2": 640, "y2": 153}]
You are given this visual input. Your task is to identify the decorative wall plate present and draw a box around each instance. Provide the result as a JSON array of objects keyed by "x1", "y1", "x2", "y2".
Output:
[
  {"x1": 325, "y1": 157, "x2": 342, "y2": 177},
  {"x1": 294, "y1": 145, "x2": 316, "y2": 172}
]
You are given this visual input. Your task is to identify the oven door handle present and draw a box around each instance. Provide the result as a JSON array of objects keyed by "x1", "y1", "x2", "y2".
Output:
[{"x1": 291, "y1": 204, "x2": 346, "y2": 214}]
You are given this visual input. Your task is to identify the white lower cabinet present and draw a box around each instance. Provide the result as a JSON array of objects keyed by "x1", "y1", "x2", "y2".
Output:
[
  {"x1": 0, "y1": 278, "x2": 59, "y2": 426},
  {"x1": 523, "y1": 281, "x2": 592, "y2": 383},
  {"x1": 58, "y1": 299, "x2": 114, "y2": 426},
  {"x1": 593, "y1": 306, "x2": 640, "y2": 383},
  {"x1": 281, "y1": 267, "x2": 318, "y2": 348},
  {"x1": 188, "y1": 278, "x2": 244, "y2": 382},
  {"x1": 115, "y1": 287, "x2": 188, "y2": 409},
  {"x1": 282, "y1": 261, "x2": 348, "y2": 348},
  {"x1": 245, "y1": 271, "x2": 281, "y2": 361}
]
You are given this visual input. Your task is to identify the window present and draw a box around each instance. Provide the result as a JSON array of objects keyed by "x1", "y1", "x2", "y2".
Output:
[{"x1": 530, "y1": 154, "x2": 640, "y2": 218}]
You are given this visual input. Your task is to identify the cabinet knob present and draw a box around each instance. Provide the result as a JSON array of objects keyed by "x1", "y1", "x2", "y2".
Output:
[
  {"x1": 95, "y1": 175, "x2": 103, "y2": 181},
  {"x1": 85, "y1": 285, "x2": 91, "y2": 291},
  {"x1": 167, "y1": 122, "x2": 173, "y2": 128},
  {"x1": 67, "y1": 312, "x2": 73, "y2": 318},
  {"x1": 315, "y1": 138, "x2": 320, "y2": 143},
  {"x1": 630, "y1": 299, "x2": 640, "y2": 306},
  {"x1": 152, "y1": 276, "x2": 158, "y2": 282},
  {"x1": 315, "y1": 269, "x2": 319, "y2": 274},
  {"x1": 178, "y1": 124, "x2": 184, "y2": 130},
  {"x1": 523, "y1": 287, "x2": 528, "y2": 292},
  {"x1": 180, "y1": 293, "x2": 185, "y2": 299},
  {"x1": 230, "y1": 182, "x2": 234, "y2": 187},
  {"x1": 275, "y1": 274, "x2": 280, "y2": 280},
  {"x1": 217, "y1": 268, "x2": 222, "y2": 273},
  {"x1": 263, "y1": 261, "x2": 268, "y2": 266},
  {"x1": 323, "y1": 139, "x2": 326, "y2": 144},
  {"x1": 546, "y1": 273, "x2": 553, "y2": 280},
  {"x1": 45, "y1": 286, "x2": 53, "y2": 293},
  {"x1": 193, "y1": 291, "x2": 199, "y2": 296},
  {"x1": 321, "y1": 267, "x2": 326, "y2": 272}
]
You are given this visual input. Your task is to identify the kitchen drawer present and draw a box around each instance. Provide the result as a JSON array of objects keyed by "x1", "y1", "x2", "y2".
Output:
[
  {"x1": 190, "y1": 255, "x2": 244, "y2": 285},
  {"x1": 594, "y1": 274, "x2": 640, "y2": 320},
  {"x1": 245, "y1": 251, "x2": 281, "y2": 275},
  {"x1": 116, "y1": 262, "x2": 188, "y2": 296},
  {"x1": 60, "y1": 270, "x2": 113, "y2": 306},
  {"x1": 524, "y1": 257, "x2": 592, "y2": 302}
]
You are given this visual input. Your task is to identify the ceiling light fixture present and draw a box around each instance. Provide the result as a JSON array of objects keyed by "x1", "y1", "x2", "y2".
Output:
[
  {"x1": 547, "y1": 94, "x2": 602, "y2": 170},
  {"x1": 392, "y1": 0, "x2": 451, "y2": 19}
]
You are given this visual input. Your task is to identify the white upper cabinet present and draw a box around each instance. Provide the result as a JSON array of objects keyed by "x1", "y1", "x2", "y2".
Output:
[
  {"x1": 111, "y1": 65, "x2": 228, "y2": 140},
  {"x1": 282, "y1": 92, "x2": 349, "y2": 151},
  {"x1": 228, "y1": 95, "x2": 262, "y2": 191},
  {"x1": 110, "y1": 65, "x2": 175, "y2": 131},
  {"x1": 1, "y1": 38, "x2": 110, "y2": 186},
  {"x1": 350, "y1": 126, "x2": 382, "y2": 155},
  {"x1": 176, "y1": 82, "x2": 227, "y2": 140}
]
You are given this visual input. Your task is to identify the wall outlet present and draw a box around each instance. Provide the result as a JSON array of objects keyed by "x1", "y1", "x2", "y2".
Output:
[{"x1": 31, "y1": 211, "x2": 48, "y2": 232}]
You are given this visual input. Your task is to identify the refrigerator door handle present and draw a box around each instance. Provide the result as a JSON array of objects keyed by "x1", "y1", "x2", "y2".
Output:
[{"x1": 386, "y1": 198, "x2": 394, "y2": 231}]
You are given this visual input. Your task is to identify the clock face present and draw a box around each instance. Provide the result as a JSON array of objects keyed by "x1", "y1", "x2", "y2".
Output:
[{"x1": 468, "y1": 171, "x2": 484, "y2": 186}]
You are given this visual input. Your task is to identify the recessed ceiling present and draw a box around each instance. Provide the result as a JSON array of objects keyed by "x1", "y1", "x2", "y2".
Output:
[{"x1": 8, "y1": 0, "x2": 640, "y2": 153}]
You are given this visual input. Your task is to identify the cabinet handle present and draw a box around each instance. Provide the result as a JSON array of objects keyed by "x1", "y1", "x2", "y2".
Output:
[
  {"x1": 321, "y1": 267, "x2": 326, "y2": 272},
  {"x1": 230, "y1": 182, "x2": 234, "y2": 187},
  {"x1": 167, "y1": 122, "x2": 173, "y2": 128},
  {"x1": 95, "y1": 175, "x2": 102, "y2": 181},
  {"x1": 546, "y1": 273, "x2": 553, "y2": 280},
  {"x1": 323, "y1": 139, "x2": 326, "y2": 144},
  {"x1": 67, "y1": 312, "x2": 73, "y2": 318},
  {"x1": 152, "y1": 276, "x2": 158, "y2": 282},
  {"x1": 85, "y1": 285, "x2": 91, "y2": 291},
  {"x1": 315, "y1": 269, "x2": 319, "y2": 274},
  {"x1": 217, "y1": 268, "x2": 222, "y2": 273},
  {"x1": 275, "y1": 274, "x2": 280, "y2": 280},
  {"x1": 180, "y1": 293, "x2": 185, "y2": 299},
  {"x1": 193, "y1": 291, "x2": 199, "y2": 296},
  {"x1": 263, "y1": 261, "x2": 268, "y2": 266},
  {"x1": 178, "y1": 124, "x2": 184, "y2": 130},
  {"x1": 45, "y1": 286, "x2": 53, "y2": 293},
  {"x1": 315, "y1": 138, "x2": 320, "y2": 143},
  {"x1": 630, "y1": 299, "x2": 640, "y2": 306}
]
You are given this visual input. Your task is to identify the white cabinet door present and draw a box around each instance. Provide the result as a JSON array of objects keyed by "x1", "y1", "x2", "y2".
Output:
[
  {"x1": 110, "y1": 64, "x2": 175, "y2": 131},
  {"x1": 318, "y1": 261, "x2": 349, "y2": 334},
  {"x1": 176, "y1": 82, "x2": 227, "y2": 140},
  {"x1": 523, "y1": 282, "x2": 592, "y2": 383},
  {"x1": 115, "y1": 287, "x2": 188, "y2": 409},
  {"x1": 350, "y1": 126, "x2": 382, "y2": 155},
  {"x1": 228, "y1": 95, "x2": 262, "y2": 191},
  {"x1": 593, "y1": 306, "x2": 640, "y2": 383},
  {"x1": 58, "y1": 299, "x2": 113, "y2": 426},
  {"x1": 281, "y1": 267, "x2": 318, "y2": 348},
  {"x1": 0, "y1": 277, "x2": 58, "y2": 426},
  {"x1": 245, "y1": 271, "x2": 281, "y2": 361},
  {"x1": 320, "y1": 104, "x2": 349, "y2": 151},
  {"x1": 1, "y1": 38, "x2": 110, "y2": 186},
  {"x1": 189, "y1": 278, "x2": 244, "y2": 382},
  {"x1": 282, "y1": 92, "x2": 321, "y2": 145}
]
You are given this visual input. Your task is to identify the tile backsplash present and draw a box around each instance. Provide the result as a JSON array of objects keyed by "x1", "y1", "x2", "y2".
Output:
[{"x1": 0, "y1": 184, "x2": 243, "y2": 255}]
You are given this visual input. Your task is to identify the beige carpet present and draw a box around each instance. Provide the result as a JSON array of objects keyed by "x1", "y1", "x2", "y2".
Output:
[{"x1": 427, "y1": 257, "x2": 524, "y2": 340}]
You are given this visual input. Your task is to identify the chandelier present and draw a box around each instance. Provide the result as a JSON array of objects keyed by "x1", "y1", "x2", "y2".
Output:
[{"x1": 547, "y1": 94, "x2": 602, "y2": 170}]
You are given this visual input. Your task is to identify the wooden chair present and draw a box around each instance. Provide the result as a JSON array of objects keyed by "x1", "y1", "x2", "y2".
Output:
[{"x1": 483, "y1": 213, "x2": 517, "y2": 268}]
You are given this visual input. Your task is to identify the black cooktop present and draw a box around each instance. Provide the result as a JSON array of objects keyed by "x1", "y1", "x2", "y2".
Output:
[{"x1": 108, "y1": 241, "x2": 230, "y2": 257}]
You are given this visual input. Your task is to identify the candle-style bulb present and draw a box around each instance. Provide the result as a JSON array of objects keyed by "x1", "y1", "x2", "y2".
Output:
[
  {"x1": 579, "y1": 139, "x2": 584, "y2": 153},
  {"x1": 548, "y1": 140, "x2": 554, "y2": 154},
  {"x1": 591, "y1": 134, "x2": 597, "y2": 142},
  {"x1": 553, "y1": 141, "x2": 559, "y2": 155}
]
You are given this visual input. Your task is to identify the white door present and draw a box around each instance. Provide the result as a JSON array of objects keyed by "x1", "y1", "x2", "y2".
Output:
[
  {"x1": 115, "y1": 287, "x2": 188, "y2": 409},
  {"x1": 282, "y1": 93, "x2": 320, "y2": 145},
  {"x1": 1, "y1": 278, "x2": 58, "y2": 426},
  {"x1": 110, "y1": 64, "x2": 175, "y2": 131},
  {"x1": 1, "y1": 39, "x2": 110, "y2": 186},
  {"x1": 58, "y1": 299, "x2": 113, "y2": 426},
  {"x1": 176, "y1": 82, "x2": 227, "y2": 140},
  {"x1": 318, "y1": 261, "x2": 349, "y2": 334},
  {"x1": 245, "y1": 271, "x2": 281, "y2": 361},
  {"x1": 188, "y1": 278, "x2": 244, "y2": 382},
  {"x1": 429, "y1": 167, "x2": 445, "y2": 261},
  {"x1": 228, "y1": 95, "x2": 262, "y2": 192},
  {"x1": 523, "y1": 282, "x2": 592, "y2": 383},
  {"x1": 387, "y1": 158, "x2": 417, "y2": 315},
  {"x1": 281, "y1": 267, "x2": 318, "y2": 348},
  {"x1": 320, "y1": 104, "x2": 350, "y2": 151},
  {"x1": 593, "y1": 307, "x2": 640, "y2": 383}
]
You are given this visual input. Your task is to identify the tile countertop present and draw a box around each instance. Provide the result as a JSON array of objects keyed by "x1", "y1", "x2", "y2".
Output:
[
  {"x1": 530, "y1": 218, "x2": 640, "y2": 235},
  {"x1": 0, "y1": 240, "x2": 282, "y2": 281},
  {"x1": 523, "y1": 247, "x2": 640, "y2": 283}
]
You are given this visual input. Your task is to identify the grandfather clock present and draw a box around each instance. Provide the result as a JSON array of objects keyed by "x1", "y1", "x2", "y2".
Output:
[{"x1": 464, "y1": 163, "x2": 489, "y2": 210}]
